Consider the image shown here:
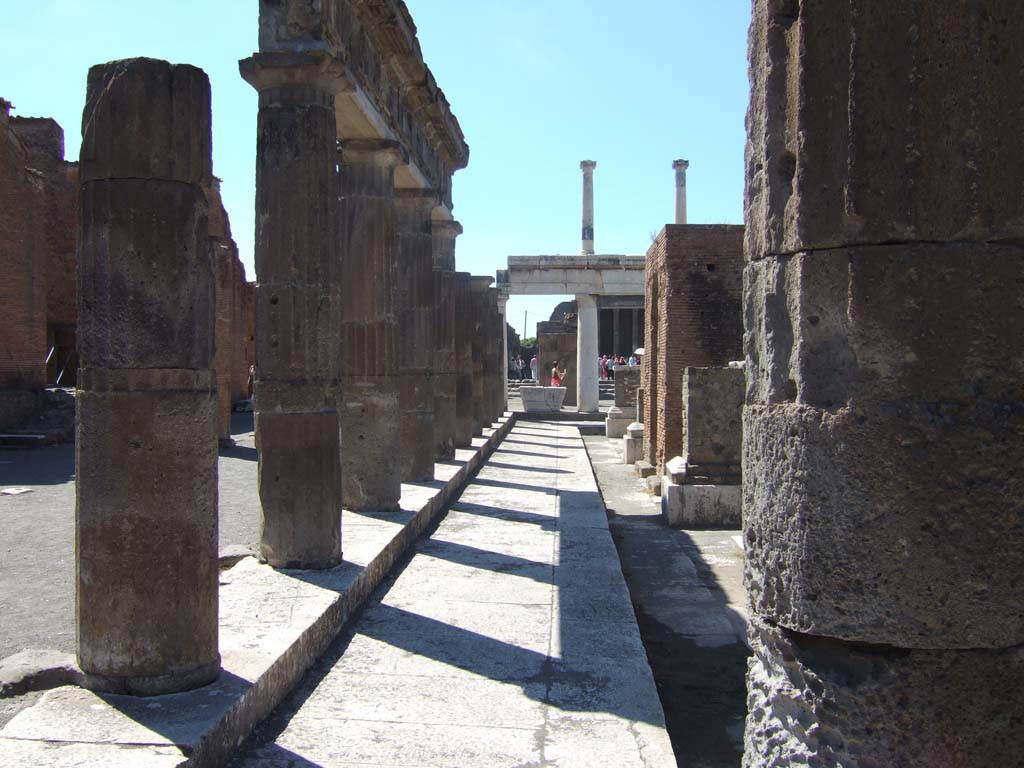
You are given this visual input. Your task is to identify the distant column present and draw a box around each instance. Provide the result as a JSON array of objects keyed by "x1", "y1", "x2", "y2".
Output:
[
  {"x1": 395, "y1": 190, "x2": 436, "y2": 483},
  {"x1": 432, "y1": 219, "x2": 462, "y2": 459},
  {"x1": 240, "y1": 52, "x2": 344, "y2": 569},
  {"x1": 612, "y1": 307, "x2": 621, "y2": 358},
  {"x1": 452, "y1": 272, "x2": 474, "y2": 446},
  {"x1": 673, "y1": 159, "x2": 689, "y2": 225},
  {"x1": 77, "y1": 58, "x2": 220, "y2": 694},
  {"x1": 581, "y1": 160, "x2": 597, "y2": 255},
  {"x1": 468, "y1": 276, "x2": 493, "y2": 434},
  {"x1": 497, "y1": 291, "x2": 509, "y2": 411},
  {"x1": 339, "y1": 139, "x2": 404, "y2": 511},
  {"x1": 576, "y1": 294, "x2": 599, "y2": 413}
]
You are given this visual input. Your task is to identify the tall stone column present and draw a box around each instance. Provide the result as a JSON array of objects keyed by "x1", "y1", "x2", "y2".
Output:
[
  {"x1": 77, "y1": 58, "x2": 219, "y2": 695},
  {"x1": 485, "y1": 288, "x2": 502, "y2": 423},
  {"x1": 743, "y1": 3, "x2": 1024, "y2": 766},
  {"x1": 612, "y1": 307, "x2": 621, "y2": 358},
  {"x1": 468, "y1": 276, "x2": 492, "y2": 434},
  {"x1": 576, "y1": 294, "x2": 599, "y2": 413},
  {"x1": 497, "y1": 291, "x2": 509, "y2": 411},
  {"x1": 452, "y1": 272, "x2": 474, "y2": 447},
  {"x1": 432, "y1": 219, "x2": 461, "y2": 459},
  {"x1": 395, "y1": 190, "x2": 436, "y2": 483},
  {"x1": 673, "y1": 159, "x2": 688, "y2": 225},
  {"x1": 241, "y1": 53, "x2": 343, "y2": 569},
  {"x1": 580, "y1": 160, "x2": 597, "y2": 255},
  {"x1": 339, "y1": 139, "x2": 404, "y2": 511}
]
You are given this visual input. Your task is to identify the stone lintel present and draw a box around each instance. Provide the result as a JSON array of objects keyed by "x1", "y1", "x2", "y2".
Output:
[{"x1": 239, "y1": 51, "x2": 352, "y2": 96}]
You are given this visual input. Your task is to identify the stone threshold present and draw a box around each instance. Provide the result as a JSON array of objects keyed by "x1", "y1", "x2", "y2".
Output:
[{"x1": 0, "y1": 414, "x2": 516, "y2": 768}]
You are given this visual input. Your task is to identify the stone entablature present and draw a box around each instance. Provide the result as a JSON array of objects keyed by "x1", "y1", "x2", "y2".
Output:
[
  {"x1": 255, "y1": 0, "x2": 469, "y2": 208},
  {"x1": 501, "y1": 254, "x2": 645, "y2": 296}
]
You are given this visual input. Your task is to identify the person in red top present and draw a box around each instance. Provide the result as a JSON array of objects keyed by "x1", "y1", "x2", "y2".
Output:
[{"x1": 550, "y1": 362, "x2": 567, "y2": 387}]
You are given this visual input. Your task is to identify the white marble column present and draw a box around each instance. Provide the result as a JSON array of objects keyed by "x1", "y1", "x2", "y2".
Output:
[
  {"x1": 673, "y1": 159, "x2": 689, "y2": 225},
  {"x1": 580, "y1": 160, "x2": 596, "y2": 255},
  {"x1": 576, "y1": 294, "x2": 599, "y2": 413},
  {"x1": 497, "y1": 291, "x2": 509, "y2": 410}
]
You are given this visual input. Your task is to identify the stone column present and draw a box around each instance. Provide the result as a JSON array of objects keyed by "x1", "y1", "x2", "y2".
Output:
[
  {"x1": 339, "y1": 139, "x2": 404, "y2": 511},
  {"x1": 612, "y1": 307, "x2": 621, "y2": 358},
  {"x1": 576, "y1": 294, "x2": 599, "y2": 413},
  {"x1": 395, "y1": 190, "x2": 436, "y2": 483},
  {"x1": 452, "y1": 272, "x2": 474, "y2": 447},
  {"x1": 485, "y1": 288, "x2": 502, "y2": 423},
  {"x1": 673, "y1": 159, "x2": 688, "y2": 225},
  {"x1": 77, "y1": 58, "x2": 219, "y2": 695},
  {"x1": 743, "y1": 3, "x2": 1024, "y2": 766},
  {"x1": 468, "y1": 276, "x2": 492, "y2": 434},
  {"x1": 432, "y1": 219, "x2": 461, "y2": 459},
  {"x1": 241, "y1": 52, "x2": 343, "y2": 569},
  {"x1": 497, "y1": 290, "x2": 509, "y2": 412},
  {"x1": 580, "y1": 160, "x2": 596, "y2": 255},
  {"x1": 631, "y1": 308, "x2": 640, "y2": 352}
]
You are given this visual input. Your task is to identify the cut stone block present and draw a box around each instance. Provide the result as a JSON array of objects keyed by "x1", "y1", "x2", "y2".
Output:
[
  {"x1": 519, "y1": 386, "x2": 566, "y2": 413},
  {"x1": 661, "y1": 479, "x2": 741, "y2": 528}
]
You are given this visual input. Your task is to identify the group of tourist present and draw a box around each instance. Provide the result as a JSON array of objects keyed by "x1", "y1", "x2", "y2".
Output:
[
  {"x1": 510, "y1": 355, "x2": 539, "y2": 381},
  {"x1": 599, "y1": 353, "x2": 638, "y2": 380}
]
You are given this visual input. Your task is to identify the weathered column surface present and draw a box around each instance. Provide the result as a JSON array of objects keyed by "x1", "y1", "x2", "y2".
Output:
[
  {"x1": 485, "y1": 288, "x2": 503, "y2": 424},
  {"x1": 241, "y1": 52, "x2": 343, "y2": 568},
  {"x1": 339, "y1": 139, "x2": 404, "y2": 511},
  {"x1": 580, "y1": 160, "x2": 596, "y2": 255},
  {"x1": 576, "y1": 294, "x2": 599, "y2": 413},
  {"x1": 395, "y1": 190, "x2": 436, "y2": 482},
  {"x1": 743, "y1": 3, "x2": 1024, "y2": 766},
  {"x1": 673, "y1": 159, "x2": 688, "y2": 225},
  {"x1": 432, "y1": 219, "x2": 461, "y2": 458},
  {"x1": 453, "y1": 272, "x2": 475, "y2": 446},
  {"x1": 77, "y1": 58, "x2": 219, "y2": 694}
]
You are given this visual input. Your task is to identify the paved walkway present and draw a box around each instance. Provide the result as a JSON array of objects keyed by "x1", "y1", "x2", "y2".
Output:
[{"x1": 231, "y1": 420, "x2": 675, "y2": 767}]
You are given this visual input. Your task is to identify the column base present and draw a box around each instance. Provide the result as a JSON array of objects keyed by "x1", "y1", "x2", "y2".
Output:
[
  {"x1": 80, "y1": 657, "x2": 221, "y2": 697},
  {"x1": 661, "y1": 479, "x2": 741, "y2": 528}
]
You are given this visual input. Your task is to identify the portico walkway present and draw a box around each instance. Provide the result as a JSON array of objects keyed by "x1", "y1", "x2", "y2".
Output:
[{"x1": 232, "y1": 420, "x2": 675, "y2": 767}]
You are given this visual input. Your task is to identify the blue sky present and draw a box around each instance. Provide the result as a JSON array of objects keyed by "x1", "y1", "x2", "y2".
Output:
[{"x1": 1, "y1": 1, "x2": 751, "y2": 339}]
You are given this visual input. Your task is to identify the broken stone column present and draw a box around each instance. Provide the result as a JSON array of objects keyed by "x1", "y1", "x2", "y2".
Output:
[
  {"x1": 339, "y1": 139, "x2": 405, "y2": 510},
  {"x1": 496, "y1": 290, "x2": 509, "y2": 412},
  {"x1": 743, "y1": 3, "x2": 1024, "y2": 765},
  {"x1": 395, "y1": 190, "x2": 436, "y2": 482},
  {"x1": 77, "y1": 58, "x2": 219, "y2": 694},
  {"x1": 453, "y1": 272, "x2": 475, "y2": 447},
  {"x1": 432, "y1": 219, "x2": 461, "y2": 458},
  {"x1": 673, "y1": 159, "x2": 688, "y2": 225},
  {"x1": 468, "y1": 276, "x2": 493, "y2": 435},
  {"x1": 580, "y1": 160, "x2": 596, "y2": 255},
  {"x1": 241, "y1": 52, "x2": 344, "y2": 568},
  {"x1": 661, "y1": 365, "x2": 742, "y2": 527},
  {"x1": 606, "y1": 364, "x2": 640, "y2": 438}
]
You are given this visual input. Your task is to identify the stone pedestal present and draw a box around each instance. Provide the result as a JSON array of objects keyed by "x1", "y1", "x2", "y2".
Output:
[
  {"x1": 453, "y1": 272, "x2": 474, "y2": 447},
  {"x1": 575, "y1": 294, "x2": 599, "y2": 413},
  {"x1": 623, "y1": 422, "x2": 644, "y2": 465},
  {"x1": 605, "y1": 405, "x2": 634, "y2": 438},
  {"x1": 743, "y1": 3, "x2": 1024, "y2": 764},
  {"x1": 338, "y1": 139, "x2": 404, "y2": 511},
  {"x1": 432, "y1": 220, "x2": 461, "y2": 459},
  {"x1": 395, "y1": 191, "x2": 435, "y2": 483},
  {"x1": 241, "y1": 52, "x2": 344, "y2": 567},
  {"x1": 661, "y1": 457, "x2": 740, "y2": 527},
  {"x1": 77, "y1": 58, "x2": 220, "y2": 695}
]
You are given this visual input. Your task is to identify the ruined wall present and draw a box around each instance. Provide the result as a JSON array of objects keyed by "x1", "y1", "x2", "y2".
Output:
[
  {"x1": 643, "y1": 224, "x2": 744, "y2": 472},
  {"x1": 680, "y1": 366, "x2": 743, "y2": 485},
  {"x1": 206, "y1": 179, "x2": 249, "y2": 441},
  {"x1": 613, "y1": 365, "x2": 640, "y2": 408},
  {"x1": 537, "y1": 319, "x2": 576, "y2": 407},
  {"x1": 0, "y1": 103, "x2": 47, "y2": 427}
]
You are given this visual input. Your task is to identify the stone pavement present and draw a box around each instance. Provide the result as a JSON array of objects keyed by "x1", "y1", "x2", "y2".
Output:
[
  {"x1": 231, "y1": 420, "x2": 675, "y2": 767},
  {"x1": 584, "y1": 434, "x2": 749, "y2": 768},
  {"x1": 0, "y1": 413, "x2": 261, "y2": 664}
]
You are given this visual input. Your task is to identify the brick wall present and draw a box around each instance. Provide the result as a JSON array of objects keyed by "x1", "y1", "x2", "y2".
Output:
[
  {"x1": 0, "y1": 107, "x2": 48, "y2": 417},
  {"x1": 643, "y1": 224, "x2": 744, "y2": 472}
]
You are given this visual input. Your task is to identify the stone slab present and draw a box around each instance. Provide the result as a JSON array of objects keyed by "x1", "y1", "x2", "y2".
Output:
[
  {"x1": 662, "y1": 481, "x2": 741, "y2": 528},
  {"x1": 519, "y1": 385, "x2": 567, "y2": 413}
]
